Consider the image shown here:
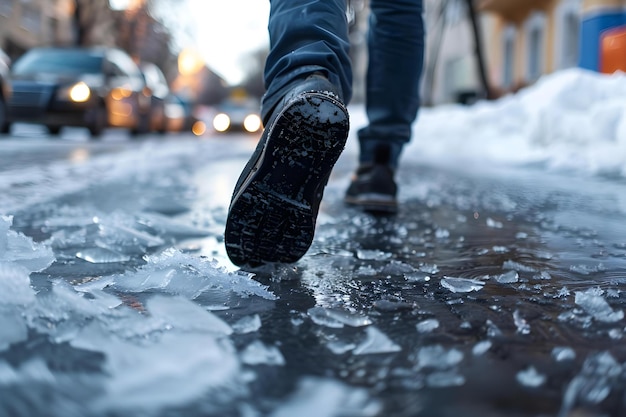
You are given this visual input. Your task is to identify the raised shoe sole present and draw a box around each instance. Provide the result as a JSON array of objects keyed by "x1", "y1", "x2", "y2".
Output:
[{"x1": 225, "y1": 91, "x2": 349, "y2": 267}]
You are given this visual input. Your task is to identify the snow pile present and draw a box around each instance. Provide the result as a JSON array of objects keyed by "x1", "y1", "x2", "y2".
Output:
[{"x1": 350, "y1": 68, "x2": 626, "y2": 178}]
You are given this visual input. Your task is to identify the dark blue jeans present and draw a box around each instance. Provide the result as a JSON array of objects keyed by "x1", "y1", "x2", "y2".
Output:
[{"x1": 263, "y1": 0, "x2": 425, "y2": 169}]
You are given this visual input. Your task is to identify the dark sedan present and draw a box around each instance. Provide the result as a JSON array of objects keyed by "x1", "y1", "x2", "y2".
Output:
[{"x1": 2, "y1": 47, "x2": 151, "y2": 137}]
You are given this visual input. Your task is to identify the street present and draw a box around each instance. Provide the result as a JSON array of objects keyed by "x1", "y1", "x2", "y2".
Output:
[{"x1": 1, "y1": 110, "x2": 626, "y2": 417}]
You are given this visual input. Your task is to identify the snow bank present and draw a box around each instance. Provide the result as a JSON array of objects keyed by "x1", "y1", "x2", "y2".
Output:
[{"x1": 351, "y1": 68, "x2": 626, "y2": 178}]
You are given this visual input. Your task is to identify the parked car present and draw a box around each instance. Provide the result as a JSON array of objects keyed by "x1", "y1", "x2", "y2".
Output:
[
  {"x1": 0, "y1": 48, "x2": 11, "y2": 134},
  {"x1": 140, "y1": 62, "x2": 169, "y2": 133},
  {"x1": 3, "y1": 47, "x2": 152, "y2": 137},
  {"x1": 164, "y1": 94, "x2": 195, "y2": 133},
  {"x1": 210, "y1": 98, "x2": 262, "y2": 134}
]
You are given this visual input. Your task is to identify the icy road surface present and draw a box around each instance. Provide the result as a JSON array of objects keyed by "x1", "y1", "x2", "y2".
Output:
[{"x1": 0, "y1": 69, "x2": 625, "y2": 417}]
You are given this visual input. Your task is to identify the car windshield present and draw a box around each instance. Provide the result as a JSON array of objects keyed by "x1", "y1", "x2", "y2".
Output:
[{"x1": 12, "y1": 50, "x2": 103, "y2": 76}]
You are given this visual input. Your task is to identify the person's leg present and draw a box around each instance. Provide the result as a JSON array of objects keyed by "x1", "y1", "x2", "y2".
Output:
[
  {"x1": 261, "y1": 0, "x2": 352, "y2": 123},
  {"x1": 359, "y1": 0, "x2": 425, "y2": 169},
  {"x1": 225, "y1": 0, "x2": 351, "y2": 267},
  {"x1": 345, "y1": 0, "x2": 424, "y2": 213}
]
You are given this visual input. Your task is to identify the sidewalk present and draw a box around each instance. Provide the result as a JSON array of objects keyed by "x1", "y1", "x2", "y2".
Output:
[{"x1": 1, "y1": 68, "x2": 625, "y2": 416}]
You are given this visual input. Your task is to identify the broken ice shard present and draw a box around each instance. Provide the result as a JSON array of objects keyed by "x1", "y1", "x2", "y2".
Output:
[
  {"x1": 575, "y1": 288, "x2": 624, "y2": 323},
  {"x1": 552, "y1": 347, "x2": 576, "y2": 362},
  {"x1": 0, "y1": 263, "x2": 37, "y2": 306},
  {"x1": 269, "y1": 377, "x2": 380, "y2": 417},
  {"x1": 416, "y1": 345, "x2": 464, "y2": 370},
  {"x1": 472, "y1": 340, "x2": 492, "y2": 356},
  {"x1": 307, "y1": 307, "x2": 372, "y2": 328},
  {"x1": 240, "y1": 340, "x2": 285, "y2": 366},
  {"x1": 353, "y1": 326, "x2": 401, "y2": 355},
  {"x1": 112, "y1": 248, "x2": 276, "y2": 300},
  {"x1": 426, "y1": 371, "x2": 465, "y2": 388},
  {"x1": 513, "y1": 310, "x2": 531, "y2": 334},
  {"x1": 0, "y1": 311, "x2": 28, "y2": 351},
  {"x1": 146, "y1": 295, "x2": 232, "y2": 335},
  {"x1": 76, "y1": 247, "x2": 131, "y2": 264},
  {"x1": 440, "y1": 277, "x2": 485, "y2": 293},
  {"x1": 495, "y1": 270, "x2": 519, "y2": 284},
  {"x1": 356, "y1": 249, "x2": 392, "y2": 261},
  {"x1": 416, "y1": 318, "x2": 440, "y2": 333},
  {"x1": 1, "y1": 215, "x2": 55, "y2": 272},
  {"x1": 516, "y1": 366, "x2": 546, "y2": 387},
  {"x1": 232, "y1": 314, "x2": 262, "y2": 334}
]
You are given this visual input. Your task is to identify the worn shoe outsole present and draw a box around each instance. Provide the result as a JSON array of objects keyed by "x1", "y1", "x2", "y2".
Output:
[{"x1": 225, "y1": 91, "x2": 349, "y2": 267}]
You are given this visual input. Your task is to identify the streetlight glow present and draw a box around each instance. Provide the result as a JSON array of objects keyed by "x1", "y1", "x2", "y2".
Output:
[{"x1": 178, "y1": 48, "x2": 205, "y2": 76}]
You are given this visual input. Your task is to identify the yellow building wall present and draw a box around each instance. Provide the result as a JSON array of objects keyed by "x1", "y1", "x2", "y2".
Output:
[{"x1": 482, "y1": 0, "x2": 583, "y2": 92}]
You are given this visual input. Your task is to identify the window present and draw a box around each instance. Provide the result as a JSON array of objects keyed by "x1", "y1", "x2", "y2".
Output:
[
  {"x1": 525, "y1": 11, "x2": 546, "y2": 81},
  {"x1": 502, "y1": 25, "x2": 516, "y2": 89},
  {"x1": 556, "y1": 0, "x2": 582, "y2": 69},
  {"x1": 528, "y1": 26, "x2": 543, "y2": 79}
]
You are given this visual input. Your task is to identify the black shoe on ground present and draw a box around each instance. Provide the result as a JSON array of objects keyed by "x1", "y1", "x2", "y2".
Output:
[
  {"x1": 224, "y1": 74, "x2": 349, "y2": 267},
  {"x1": 344, "y1": 164, "x2": 398, "y2": 213}
]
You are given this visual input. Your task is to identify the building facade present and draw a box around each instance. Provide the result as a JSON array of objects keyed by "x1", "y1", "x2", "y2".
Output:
[
  {"x1": 480, "y1": 0, "x2": 583, "y2": 92},
  {"x1": 0, "y1": 0, "x2": 118, "y2": 60},
  {"x1": 0, "y1": 0, "x2": 75, "y2": 58},
  {"x1": 422, "y1": 0, "x2": 604, "y2": 104}
]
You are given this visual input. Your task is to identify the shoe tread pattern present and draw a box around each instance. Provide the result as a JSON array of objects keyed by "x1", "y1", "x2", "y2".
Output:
[{"x1": 225, "y1": 92, "x2": 348, "y2": 267}]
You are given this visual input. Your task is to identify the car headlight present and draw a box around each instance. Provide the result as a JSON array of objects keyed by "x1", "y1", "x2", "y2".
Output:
[
  {"x1": 58, "y1": 81, "x2": 91, "y2": 102},
  {"x1": 213, "y1": 113, "x2": 231, "y2": 132},
  {"x1": 243, "y1": 114, "x2": 262, "y2": 133}
]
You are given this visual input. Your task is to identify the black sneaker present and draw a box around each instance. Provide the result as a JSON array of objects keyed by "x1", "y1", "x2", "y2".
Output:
[
  {"x1": 224, "y1": 74, "x2": 349, "y2": 267},
  {"x1": 344, "y1": 164, "x2": 398, "y2": 213}
]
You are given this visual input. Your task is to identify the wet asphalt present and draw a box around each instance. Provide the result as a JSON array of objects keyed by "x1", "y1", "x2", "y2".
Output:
[{"x1": 1, "y1": 129, "x2": 626, "y2": 417}]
